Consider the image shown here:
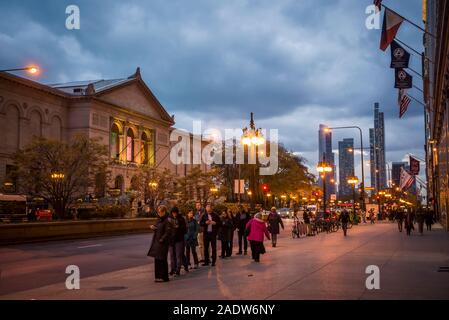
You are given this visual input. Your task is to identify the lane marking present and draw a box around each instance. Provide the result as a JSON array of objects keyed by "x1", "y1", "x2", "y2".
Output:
[{"x1": 77, "y1": 244, "x2": 103, "y2": 249}]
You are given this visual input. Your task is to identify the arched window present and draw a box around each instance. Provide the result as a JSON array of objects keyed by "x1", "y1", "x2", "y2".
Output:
[
  {"x1": 141, "y1": 132, "x2": 149, "y2": 164},
  {"x1": 114, "y1": 175, "x2": 124, "y2": 194},
  {"x1": 126, "y1": 128, "x2": 134, "y2": 162},
  {"x1": 50, "y1": 116, "x2": 62, "y2": 141},
  {"x1": 3, "y1": 105, "x2": 20, "y2": 152},
  {"x1": 111, "y1": 123, "x2": 120, "y2": 159},
  {"x1": 29, "y1": 110, "x2": 42, "y2": 138}
]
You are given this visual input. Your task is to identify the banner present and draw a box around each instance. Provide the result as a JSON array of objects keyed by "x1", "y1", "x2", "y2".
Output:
[
  {"x1": 395, "y1": 68, "x2": 413, "y2": 89},
  {"x1": 390, "y1": 40, "x2": 410, "y2": 68},
  {"x1": 409, "y1": 156, "x2": 420, "y2": 175}
]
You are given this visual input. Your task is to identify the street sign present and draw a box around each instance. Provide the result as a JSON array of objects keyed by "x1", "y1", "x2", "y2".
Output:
[{"x1": 234, "y1": 179, "x2": 245, "y2": 194}]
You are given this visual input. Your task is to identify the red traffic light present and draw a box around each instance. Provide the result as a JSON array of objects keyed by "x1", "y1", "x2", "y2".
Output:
[{"x1": 261, "y1": 184, "x2": 269, "y2": 193}]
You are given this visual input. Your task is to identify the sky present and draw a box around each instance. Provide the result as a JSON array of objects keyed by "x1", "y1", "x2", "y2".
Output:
[{"x1": 0, "y1": 0, "x2": 427, "y2": 187}]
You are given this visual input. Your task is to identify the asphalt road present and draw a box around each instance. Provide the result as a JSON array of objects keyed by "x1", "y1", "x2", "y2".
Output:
[{"x1": 0, "y1": 233, "x2": 154, "y2": 295}]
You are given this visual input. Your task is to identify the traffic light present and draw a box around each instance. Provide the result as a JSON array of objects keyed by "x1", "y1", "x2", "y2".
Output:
[{"x1": 261, "y1": 183, "x2": 269, "y2": 193}]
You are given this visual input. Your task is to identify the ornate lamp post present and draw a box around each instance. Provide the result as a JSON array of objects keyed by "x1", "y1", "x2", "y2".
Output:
[
  {"x1": 347, "y1": 176, "x2": 359, "y2": 215},
  {"x1": 241, "y1": 112, "x2": 265, "y2": 209},
  {"x1": 317, "y1": 156, "x2": 333, "y2": 213}
]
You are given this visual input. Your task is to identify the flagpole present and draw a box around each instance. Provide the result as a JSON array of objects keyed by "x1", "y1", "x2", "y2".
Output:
[
  {"x1": 395, "y1": 38, "x2": 433, "y2": 64},
  {"x1": 381, "y1": 4, "x2": 437, "y2": 39},
  {"x1": 413, "y1": 85, "x2": 424, "y2": 93},
  {"x1": 409, "y1": 94, "x2": 426, "y2": 107}
]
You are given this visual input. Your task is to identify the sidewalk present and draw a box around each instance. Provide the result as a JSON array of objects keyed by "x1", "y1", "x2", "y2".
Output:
[{"x1": 1, "y1": 222, "x2": 448, "y2": 300}]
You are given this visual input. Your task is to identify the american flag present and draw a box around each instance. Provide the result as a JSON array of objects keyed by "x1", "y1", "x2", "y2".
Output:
[
  {"x1": 398, "y1": 89, "x2": 411, "y2": 118},
  {"x1": 374, "y1": 0, "x2": 383, "y2": 12},
  {"x1": 400, "y1": 167, "x2": 415, "y2": 191}
]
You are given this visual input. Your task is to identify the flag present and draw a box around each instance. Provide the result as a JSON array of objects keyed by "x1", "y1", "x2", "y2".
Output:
[
  {"x1": 395, "y1": 68, "x2": 413, "y2": 89},
  {"x1": 409, "y1": 156, "x2": 420, "y2": 175},
  {"x1": 400, "y1": 167, "x2": 415, "y2": 190},
  {"x1": 380, "y1": 8, "x2": 404, "y2": 51},
  {"x1": 374, "y1": 0, "x2": 383, "y2": 12},
  {"x1": 398, "y1": 89, "x2": 411, "y2": 118},
  {"x1": 390, "y1": 40, "x2": 410, "y2": 68}
]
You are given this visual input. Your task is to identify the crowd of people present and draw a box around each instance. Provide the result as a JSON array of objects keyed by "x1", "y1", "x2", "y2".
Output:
[
  {"x1": 147, "y1": 203, "x2": 283, "y2": 282},
  {"x1": 391, "y1": 206, "x2": 435, "y2": 236}
]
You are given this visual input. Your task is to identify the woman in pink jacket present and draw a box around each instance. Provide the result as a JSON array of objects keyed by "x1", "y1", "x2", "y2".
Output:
[{"x1": 245, "y1": 213, "x2": 271, "y2": 262}]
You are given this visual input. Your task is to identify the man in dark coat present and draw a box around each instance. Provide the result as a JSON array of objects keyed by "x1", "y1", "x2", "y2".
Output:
[
  {"x1": 395, "y1": 209, "x2": 405, "y2": 232},
  {"x1": 168, "y1": 207, "x2": 189, "y2": 276},
  {"x1": 425, "y1": 208, "x2": 434, "y2": 231},
  {"x1": 404, "y1": 209, "x2": 415, "y2": 236},
  {"x1": 234, "y1": 205, "x2": 251, "y2": 255},
  {"x1": 200, "y1": 204, "x2": 222, "y2": 266},
  {"x1": 267, "y1": 207, "x2": 284, "y2": 247},
  {"x1": 339, "y1": 209, "x2": 350, "y2": 237},
  {"x1": 148, "y1": 205, "x2": 171, "y2": 282},
  {"x1": 218, "y1": 211, "x2": 234, "y2": 258}
]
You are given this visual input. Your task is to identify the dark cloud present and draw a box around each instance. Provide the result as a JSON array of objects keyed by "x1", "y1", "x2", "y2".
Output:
[{"x1": 0, "y1": 0, "x2": 426, "y2": 180}]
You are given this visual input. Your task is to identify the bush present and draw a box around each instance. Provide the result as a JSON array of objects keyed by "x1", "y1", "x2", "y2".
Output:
[{"x1": 76, "y1": 205, "x2": 129, "y2": 220}]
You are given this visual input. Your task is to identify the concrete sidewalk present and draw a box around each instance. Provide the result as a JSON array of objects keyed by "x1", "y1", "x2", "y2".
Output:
[{"x1": 1, "y1": 222, "x2": 448, "y2": 300}]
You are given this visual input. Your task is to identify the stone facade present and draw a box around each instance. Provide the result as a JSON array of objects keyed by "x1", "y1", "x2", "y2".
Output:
[{"x1": 0, "y1": 68, "x2": 209, "y2": 197}]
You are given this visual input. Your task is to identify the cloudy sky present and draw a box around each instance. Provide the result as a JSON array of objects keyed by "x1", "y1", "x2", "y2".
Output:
[{"x1": 0, "y1": 0, "x2": 426, "y2": 185}]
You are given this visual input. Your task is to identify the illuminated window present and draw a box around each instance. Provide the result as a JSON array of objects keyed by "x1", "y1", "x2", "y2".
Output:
[{"x1": 127, "y1": 128, "x2": 134, "y2": 162}]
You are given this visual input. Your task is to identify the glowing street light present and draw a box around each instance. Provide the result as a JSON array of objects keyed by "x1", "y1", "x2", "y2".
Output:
[
  {"x1": 0, "y1": 65, "x2": 40, "y2": 75},
  {"x1": 51, "y1": 172, "x2": 65, "y2": 180},
  {"x1": 148, "y1": 181, "x2": 158, "y2": 189},
  {"x1": 347, "y1": 176, "x2": 359, "y2": 214}
]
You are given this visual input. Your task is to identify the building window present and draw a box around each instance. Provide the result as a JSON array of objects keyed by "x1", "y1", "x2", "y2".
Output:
[
  {"x1": 141, "y1": 131, "x2": 155, "y2": 165},
  {"x1": 114, "y1": 175, "x2": 124, "y2": 195},
  {"x1": 111, "y1": 123, "x2": 121, "y2": 159},
  {"x1": 126, "y1": 128, "x2": 134, "y2": 162}
]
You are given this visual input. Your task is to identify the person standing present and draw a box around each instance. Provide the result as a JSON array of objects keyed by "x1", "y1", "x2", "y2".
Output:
[
  {"x1": 404, "y1": 209, "x2": 415, "y2": 236},
  {"x1": 168, "y1": 207, "x2": 189, "y2": 276},
  {"x1": 148, "y1": 205, "x2": 171, "y2": 282},
  {"x1": 369, "y1": 209, "x2": 375, "y2": 224},
  {"x1": 218, "y1": 211, "x2": 234, "y2": 258},
  {"x1": 228, "y1": 209, "x2": 236, "y2": 256},
  {"x1": 339, "y1": 209, "x2": 350, "y2": 237},
  {"x1": 303, "y1": 209, "x2": 312, "y2": 236},
  {"x1": 185, "y1": 209, "x2": 200, "y2": 269},
  {"x1": 246, "y1": 212, "x2": 271, "y2": 262},
  {"x1": 425, "y1": 208, "x2": 434, "y2": 231},
  {"x1": 194, "y1": 202, "x2": 205, "y2": 263},
  {"x1": 235, "y1": 205, "x2": 250, "y2": 255},
  {"x1": 396, "y1": 209, "x2": 404, "y2": 232},
  {"x1": 416, "y1": 206, "x2": 425, "y2": 236},
  {"x1": 267, "y1": 207, "x2": 284, "y2": 247},
  {"x1": 200, "y1": 204, "x2": 221, "y2": 266}
]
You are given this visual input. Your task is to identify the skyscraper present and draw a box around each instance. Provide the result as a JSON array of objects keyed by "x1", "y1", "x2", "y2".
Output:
[
  {"x1": 318, "y1": 124, "x2": 336, "y2": 199},
  {"x1": 392, "y1": 162, "x2": 407, "y2": 187},
  {"x1": 369, "y1": 103, "x2": 387, "y2": 191},
  {"x1": 338, "y1": 138, "x2": 355, "y2": 198}
]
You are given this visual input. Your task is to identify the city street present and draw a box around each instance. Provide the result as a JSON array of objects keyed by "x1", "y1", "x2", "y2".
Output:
[{"x1": 1, "y1": 220, "x2": 448, "y2": 300}]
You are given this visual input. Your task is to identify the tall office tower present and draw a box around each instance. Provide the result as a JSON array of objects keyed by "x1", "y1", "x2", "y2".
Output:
[
  {"x1": 392, "y1": 162, "x2": 407, "y2": 187},
  {"x1": 369, "y1": 103, "x2": 387, "y2": 191},
  {"x1": 318, "y1": 124, "x2": 337, "y2": 199},
  {"x1": 338, "y1": 138, "x2": 355, "y2": 198}
]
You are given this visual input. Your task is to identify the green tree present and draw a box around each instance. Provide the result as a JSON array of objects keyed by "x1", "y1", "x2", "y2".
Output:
[
  {"x1": 12, "y1": 136, "x2": 109, "y2": 219},
  {"x1": 176, "y1": 167, "x2": 222, "y2": 207}
]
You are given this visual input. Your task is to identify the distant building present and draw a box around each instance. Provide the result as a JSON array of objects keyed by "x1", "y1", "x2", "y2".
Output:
[
  {"x1": 318, "y1": 124, "x2": 336, "y2": 199},
  {"x1": 338, "y1": 138, "x2": 355, "y2": 198},
  {"x1": 392, "y1": 162, "x2": 407, "y2": 187},
  {"x1": 369, "y1": 103, "x2": 387, "y2": 191}
]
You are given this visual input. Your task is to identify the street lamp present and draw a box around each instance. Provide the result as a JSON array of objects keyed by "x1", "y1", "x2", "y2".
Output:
[
  {"x1": 317, "y1": 156, "x2": 333, "y2": 213},
  {"x1": 0, "y1": 66, "x2": 39, "y2": 75},
  {"x1": 347, "y1": 176, "x2": 359, "y2": 215},
  {"x1": 241, "y1": 112, "x2": 265, "y2": 209},
  {"x1": 324, "y1": 126, "x2": 366, "y2": 211}
]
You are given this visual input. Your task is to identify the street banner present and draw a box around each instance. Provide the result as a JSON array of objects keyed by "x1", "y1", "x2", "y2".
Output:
[
  {"x1": 395, "y1": 68, "x2": 413, "y2": 89},
  {"x1": 400, "y1": 167, "x2": 414, "y2": 190},
  {"x1": 234, "y1": 179, "x2": 245, "y2": 194},
  {"x1": 390, "y1": 40, "x2": 410, "y2": 68},
  {"x1": 409, "y1": 156, "x2": 420, "y2": 175},
  {"x1": 380, "y1": 8, "x2": 404, "y2": 51}
]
